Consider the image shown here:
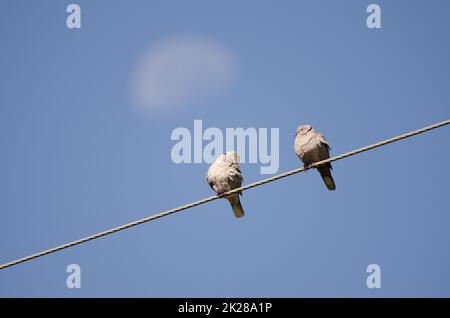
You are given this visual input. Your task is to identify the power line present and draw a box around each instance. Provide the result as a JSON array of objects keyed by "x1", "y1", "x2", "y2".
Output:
[{"x1": 0, "y1": 119, "x2": 449, "y2": 271}]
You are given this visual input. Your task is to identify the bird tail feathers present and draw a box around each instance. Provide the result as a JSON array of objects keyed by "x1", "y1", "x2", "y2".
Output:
[
  {"x1": 228, "y1": 196, "x2": 245, "y2": 218},
  {"x1": 318, "y1": 166, "x2": 336, "y2": 191},
  {"x1": 322, "y1": 175, "x2": 336, "y2": 191}
]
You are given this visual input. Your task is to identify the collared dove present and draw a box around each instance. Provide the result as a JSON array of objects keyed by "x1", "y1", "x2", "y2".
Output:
[
  {"x1": 206, "y1": 151, "x2": 245, "y2": 218},
  {"x1": 294, "y1": 124, "x2": 336, "y2": 191}
]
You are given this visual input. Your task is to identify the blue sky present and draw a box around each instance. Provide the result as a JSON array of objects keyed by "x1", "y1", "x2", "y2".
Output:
[{"x1": 0, "y1": 0, "x2": 449, "y2": 297}]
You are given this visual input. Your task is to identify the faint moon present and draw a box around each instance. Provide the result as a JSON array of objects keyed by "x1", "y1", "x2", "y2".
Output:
[{"x1": 131, "y1": 36, "x2": 237, "y2": 113}]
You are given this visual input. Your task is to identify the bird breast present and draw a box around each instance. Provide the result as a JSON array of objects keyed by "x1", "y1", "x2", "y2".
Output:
[{"x1": 295, "y1": 133, "x2": 319, "y2": 163}]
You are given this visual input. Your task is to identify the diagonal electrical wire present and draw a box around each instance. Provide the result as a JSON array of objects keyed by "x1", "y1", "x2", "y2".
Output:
[{"x1": 0, "y1": 119, "x2": 449, "y2": 271}]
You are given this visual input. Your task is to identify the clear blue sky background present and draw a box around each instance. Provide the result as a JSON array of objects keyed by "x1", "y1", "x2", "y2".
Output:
[{"x1": 1, "y1": 0, "x2": 449, "y2": 297}]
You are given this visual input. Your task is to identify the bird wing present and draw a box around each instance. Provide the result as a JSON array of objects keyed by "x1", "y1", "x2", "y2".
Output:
[
  {"x1": 316, "y1": 132, "x2": 331, "y2": 151},
  {"x1": 316, "y1": 133, "x2": 332, "y2": 169}
]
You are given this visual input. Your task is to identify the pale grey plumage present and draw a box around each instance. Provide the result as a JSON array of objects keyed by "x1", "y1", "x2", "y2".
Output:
[
  {"x1": 294, "y1": 124, "x2": 336, "y2": 191},
  {"x1": 206, "y1": 151, "x2": 245, "y2": 218}
]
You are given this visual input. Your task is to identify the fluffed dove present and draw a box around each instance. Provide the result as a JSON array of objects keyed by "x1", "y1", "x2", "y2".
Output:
[
  {"x1": 294, "y1": 124, "x2": 336, "y2": 191},
  {"x1": 206, "y1": 151, "x2": 245, "y2": 218}
]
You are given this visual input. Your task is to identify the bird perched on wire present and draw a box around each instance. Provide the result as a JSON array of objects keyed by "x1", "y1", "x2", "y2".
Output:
[
  {"x1": 206, "y1": 151, "x2": 245, "y2": 218},
  {"x1": 294, "y1": 124, "x2": 336, "y2": 191}
]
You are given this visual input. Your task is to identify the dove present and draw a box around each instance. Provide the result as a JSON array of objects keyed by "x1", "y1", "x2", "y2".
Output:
[
  {"x1": 206, "y1": 151, "x2": 245, "y2": 218},
  {"x1": 294, "y1": 124, "x2": 336, "y2": 191}
]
